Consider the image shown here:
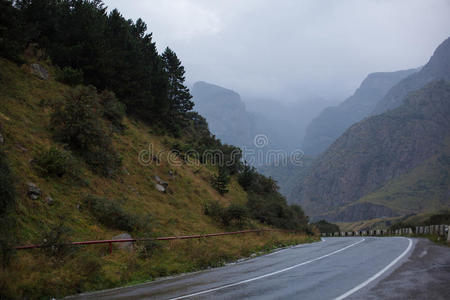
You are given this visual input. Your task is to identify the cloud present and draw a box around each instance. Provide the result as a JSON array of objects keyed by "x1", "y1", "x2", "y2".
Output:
[{"x1": 104, "y1": 0, "x2": 450, "y2": 102}]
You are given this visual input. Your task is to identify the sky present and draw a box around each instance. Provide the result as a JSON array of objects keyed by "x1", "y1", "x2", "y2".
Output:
[{"x1": 103, "y1": 0, "x2": 450, "y2": 103}]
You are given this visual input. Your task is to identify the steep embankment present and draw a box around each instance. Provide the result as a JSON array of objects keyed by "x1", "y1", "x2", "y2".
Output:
[
  {"x1": 303, "y1": 68, "x2": 416, "y2": 156},
  {"x1": 293, "y1": 80, "x2": 450, "y2": 221},
  {"x1": 0, "y1": 58, "x2": 313, "y2": 298},
  {"x1": 373, "y1": 36, "x2": 450, "y2": 114}
]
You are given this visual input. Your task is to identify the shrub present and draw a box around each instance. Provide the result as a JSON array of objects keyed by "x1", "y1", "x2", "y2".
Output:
[
  {"x1": 50, "y1": 86, "x2": 121, "y2": 176},
  {"x1": 99, "y1": 90, "x2": 126, "y2": 131},
  {"x1": 0, "y1": 151, "x2": 16, "y2": 267},
  {"x1": 84, "y1": 195, "x2": 144, "y2": 232},
  {"x1": 40, "y1": 220, "x2": 76, "y2": 260},
  {"x1": 56, "y1": 66, "x2": 83, "y2": 85},
  {"x1": 204, "y1": 200, "x2": 248, "y2": 227},
  {"x1": 33, "y1": 147, "x2": 70, "y2": 177},
  {"x1": 0, "y1": 151, "x2": 15, "y2": 215},
  {"x1": 211, "y1": 167, "x2": 230, "y2": 195},
  {"x1": 313, "y1": 220, "x2": 340, "y2": 234}
]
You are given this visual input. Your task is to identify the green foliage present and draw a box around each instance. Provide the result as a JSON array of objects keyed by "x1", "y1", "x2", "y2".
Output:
[
  {"x1": 0, "y1": 151, "x2": 16, "y2": 267},
  {"x1": 33, "y1": 146, "x2": 71, "y2": 177},
  {"x1": 84, "y1": 195, "x2": 148, "y2": 232},
  {"x1": 0, "y1": 151, "x2": 15, "y2": 215},
  {"x1": 50, "y1": 85, "x2": 121, "y2": 176},
  {"x1": 0, "y1": 0, "x2": 25, "y2": 63},
  {"x1": 204, "y1": 200, "x2": 248, "y2": 227},
  {"x1": 422, "y1": 212, "x2": 450, "y2": 225},
  {"x1": 56, "y1": 66, "x2": 83, "y2": 86},
  {"x1": 388, "y1": 222, "x2": 415, "y2": 232},
  {"x1": 313, "y1": 220, "x2": 340, "y2": 234},
  {"x1": 212, "y1": 167, "x2": 230, "y2": 195},
  {"x1": 40, "y1": 219, "x2": 76, "y2": 260},
  {"x1": 99, "y1": 90, "x2": 126, "y2": 131}
]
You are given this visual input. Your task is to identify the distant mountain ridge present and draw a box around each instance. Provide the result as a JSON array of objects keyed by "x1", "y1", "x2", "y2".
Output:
[
  {"x1": 302, "y1": 68, "x2": 417, "y2": 156},
  {"x1": 292, "y1": 80, "x2": 450, "y2": 222},
  {"x1": 373, "y1": 36, "x2": 450, "y2": 114}
]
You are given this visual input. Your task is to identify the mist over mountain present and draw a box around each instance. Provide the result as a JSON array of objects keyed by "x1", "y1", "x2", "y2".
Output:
[
  {"x1": 373, "y1": 36, "x2": 450, "y2": 114},
  {"x1": 292, "y1": 80, "x2": 450, "y2": 222},
  {"x1": 302, "y1": 68, "x2": 417, "y2": 156},
  {"x1": 191, "y1": 81, "x2": 257, "y2": 147},
  {"x1": 191, "y1": 81, "x2": 333, "y2": 159}
]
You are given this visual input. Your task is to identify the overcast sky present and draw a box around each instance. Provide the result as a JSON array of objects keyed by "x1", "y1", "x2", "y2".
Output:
[{"x1": 103, "y1": 0, "x2": 450, "y2": 103}]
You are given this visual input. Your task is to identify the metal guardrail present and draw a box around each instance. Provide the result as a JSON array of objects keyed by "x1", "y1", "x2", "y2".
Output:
[
  {"x1": 320, "y1": 224, "x2": 449, "y2": 239},
  {"x1": 15, "y1": 229, "x2": 286, "y2": 254}
]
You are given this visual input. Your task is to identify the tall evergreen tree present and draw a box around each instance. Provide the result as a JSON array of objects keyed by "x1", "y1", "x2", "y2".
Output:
[{"x1": 161, "y1": 47, "x2": 194, "y2": 132}]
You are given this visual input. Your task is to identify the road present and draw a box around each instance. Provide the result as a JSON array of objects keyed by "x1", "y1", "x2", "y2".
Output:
[{"x1": 69, "y1": 237, "x2": 450, "y2": 300}]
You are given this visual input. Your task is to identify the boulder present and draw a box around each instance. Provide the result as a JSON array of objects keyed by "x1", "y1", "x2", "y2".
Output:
[
  {"x1": 26, "y1": 182, "x2": 41, "y2": 200},
  {"x1": 155, "y1": 183, "x2": 166, "y2": 193},
  {"x1": 45, "y1": 196, "x2": 55, "y2": 206},
  {"x1": 30, "y1": 63, "x2": 49, "y2": 80},
  {"x1": 112, "y1": 233, "x2": 134, "y2": 252},
  {"x1": 154, "y1": 175, "x2": 169, "y2": 187}
]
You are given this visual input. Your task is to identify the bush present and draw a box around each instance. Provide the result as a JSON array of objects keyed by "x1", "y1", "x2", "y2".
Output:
[
  {"x1": 33, "y1": 147, "x2": 70, "y2": 177},
  {"x1": 56, "y1": 66, "x2": 84, "y2": 85},
  {"x1": 313, "y1": 220, "x2": 340, "y2": 234},
  {"x1": 40, "y1": 220, "x2": 76, "y2": 260},
  {"x1": 99, "y1": 90, "x2": 126, "y2": 131},
  {"x1": 84, "y1": 195, "x2": 145, "y2": 232},
  {"x1": 204, "y1": 200, "x2": 248, "y2": 227},
  {"x1": 50, "y1": 86, "x2": 121, "y2": 176},
  {"x1": 0, "y1": 151, "x2": 15, "y2": 215}
]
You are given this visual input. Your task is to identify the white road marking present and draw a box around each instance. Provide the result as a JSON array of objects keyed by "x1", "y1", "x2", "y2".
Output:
[
  {"x1": 170, "y1": 238, "x2": 365, "y2": 300},
  {"x1": 333, "y1": 238, "x2": 413, "y2": 300}
]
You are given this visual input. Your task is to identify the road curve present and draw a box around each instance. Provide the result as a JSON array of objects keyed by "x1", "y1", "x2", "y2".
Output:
[{"x1": 69, "y1": 237, "x2": 415, "y2": 300}]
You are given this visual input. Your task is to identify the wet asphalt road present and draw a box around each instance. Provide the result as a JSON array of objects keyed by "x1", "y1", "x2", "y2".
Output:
[{"x1": 69, "y1": 236, "x2": 439, "y2": 300}]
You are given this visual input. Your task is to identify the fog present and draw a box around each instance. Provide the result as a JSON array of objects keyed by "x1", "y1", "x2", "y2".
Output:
[{"x1": 103, "y1": 0, "x2": 450, "y2": 103}]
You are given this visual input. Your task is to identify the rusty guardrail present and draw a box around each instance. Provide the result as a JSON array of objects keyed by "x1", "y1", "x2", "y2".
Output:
[{"x1": 15, "y1": 228, "x2": 286, "y2": 254}]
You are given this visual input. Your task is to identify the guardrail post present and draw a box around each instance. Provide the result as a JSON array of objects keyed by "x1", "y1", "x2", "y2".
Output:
[{"x1": 109, "y1": 242, "x2": 112, "y2": 254}]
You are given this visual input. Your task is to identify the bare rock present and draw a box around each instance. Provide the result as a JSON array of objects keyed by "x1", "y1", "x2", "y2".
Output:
[
  {"x1": 154, "y1": 175, "x2": 169, "y2": 187},
  {"x1": 26, "y1": 182, "x2": 41, "y2": 200},
  {"x1": 45, "y1": 196, "x2": 55, "y2": 206},
  {"x1": 155, "y1": 183, "x2": 166, "y2": 193},
  {"x1": 30, "y1": 63, "x2": 49, "y2": 80},
  {"x1": 112, "y1": 233, "x2": 134, "y2": 252}
]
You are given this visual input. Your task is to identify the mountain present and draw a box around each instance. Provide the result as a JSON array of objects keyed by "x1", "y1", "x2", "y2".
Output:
[
  {"x1": 372, "y1": 36, "x2": 450, "y2": 114},
  {"x1": 191, "y1": 81, "x2": 257, "y2": 147},
  {"x1": 245, "y1": 98, "x2": 334, "y2": 153},
  {"x1": 292, "y1": 80, "x2": 450, "y2": 222},
  {"x1": 302, "y1": 68, "x2": 417, "y2": 156}
]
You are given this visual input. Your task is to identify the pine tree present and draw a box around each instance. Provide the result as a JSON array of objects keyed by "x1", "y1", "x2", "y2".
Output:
[
  {"x1": 213, "y1": 167, "x2": 230, "y2": 195},
  {"x1": 161, "y1": 47, "x2": 194, "y2": 132}
]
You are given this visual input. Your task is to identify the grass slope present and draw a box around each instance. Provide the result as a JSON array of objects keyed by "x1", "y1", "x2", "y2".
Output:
[{"x1": 0, "y1": 58, "x2": 316, "y2": 298}]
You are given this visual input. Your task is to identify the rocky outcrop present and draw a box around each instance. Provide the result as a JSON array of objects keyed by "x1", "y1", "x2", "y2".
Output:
[
  {"x1": 373, "y1": 36, "x2": 450, "y2": 114},
  {"x1": 26, "y1": 182, "x2": 42, "y2": 200},
  {"x1": 112, "y1": 233, "x2": 133, "y2": 252},
  {"x1": 30, "y1": 63, "x2": 49, "y2": 80},
  {"x1": 302, "y1": 68, "x2": 417, "y2": 156},
  {"x1": 293, "y1": 80, "x2": 450, "y2": 220}
]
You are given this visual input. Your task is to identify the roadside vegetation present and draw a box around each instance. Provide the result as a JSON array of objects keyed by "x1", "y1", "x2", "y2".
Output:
[{"x1": 0, "y1": 1, "x2": 316, "y2": 298}]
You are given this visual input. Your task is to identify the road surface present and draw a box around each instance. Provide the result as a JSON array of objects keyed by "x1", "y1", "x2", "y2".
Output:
[{"x1": 69, "y1": 237, "x2": 450, "y2": 299}]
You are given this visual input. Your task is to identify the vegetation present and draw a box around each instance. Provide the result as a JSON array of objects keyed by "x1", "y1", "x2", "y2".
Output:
[
  {"x1": 0, "y1": 1, "x2": 317, "y2": 297},
  {"x1": 313, "y1": 220, "x2": 340, "y2": 234}
]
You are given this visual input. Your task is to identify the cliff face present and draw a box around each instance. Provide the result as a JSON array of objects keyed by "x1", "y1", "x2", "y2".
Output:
[
  {"x1": 373, "y1": 36, "x2": 450, "y2": 114},
  {"x1": 191, "y1": 81, "x2": 257, "y2": 147},
  {"x1": 294, "y1": 81, "x2": 450, "y2": 221},
  {"x1": 302, "y1": 68, "x2": 416, "y2": 156}
]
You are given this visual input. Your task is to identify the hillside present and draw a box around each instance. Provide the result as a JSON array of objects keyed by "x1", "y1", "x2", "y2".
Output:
[
  {"x1": 0, "y1": 57, "x2": 316, "y2": 298},
  {"x1": 373, "y1": 36, "x2": 450, "y2": 114},
  {"x1": 292, "y1": 80, "x2": 450, "y2": 221},
  {"x1": 302, "y1": 68, "x2": 416, "y2": 156}
]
